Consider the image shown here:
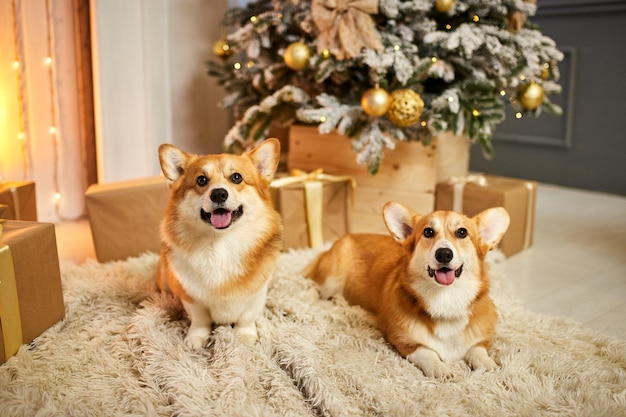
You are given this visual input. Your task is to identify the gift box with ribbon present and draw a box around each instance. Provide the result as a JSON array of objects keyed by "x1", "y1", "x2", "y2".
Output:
[
  {"x1": 270, "y1": 169, "x2": 354, "y2": 250},
  {"x1": 0, "y1": 181, "x2": 37, "y2": 221},
  {"x1": 435, "y1": 174, "x2": 537, "y2": 257},
  {"x1": 85, "y1": 176, "x2": 170, "y2": 262},
  {"x1": 0, "y1": 220, "x2": 65, "y2": 364}
]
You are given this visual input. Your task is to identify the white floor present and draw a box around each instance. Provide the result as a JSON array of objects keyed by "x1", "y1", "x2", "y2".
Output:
[
  {"x1": 504, "y1": 183, "x2": 626, "y2": 340},
  {"x1": 54, "y1": 182, "x2": 626, "y2": 340}
]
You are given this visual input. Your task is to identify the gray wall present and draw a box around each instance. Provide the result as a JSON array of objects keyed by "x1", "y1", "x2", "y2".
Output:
[{"x1": 470, "y1": 0, "x2": 626, "y2": 196}]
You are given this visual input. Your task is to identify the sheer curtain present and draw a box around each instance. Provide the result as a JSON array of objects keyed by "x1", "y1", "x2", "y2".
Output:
[{"x1": 0, "y1": 0, "x2": 95, "y2": 223}]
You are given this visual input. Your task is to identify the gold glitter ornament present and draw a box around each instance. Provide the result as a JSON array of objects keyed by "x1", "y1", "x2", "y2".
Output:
[
  {"x1": 284, "y1": 41, "x2": 311, "y2": 70},
  {"x1": 361, "y1": 87, "x2": 391, "y2": 117},
  {"x1": 213, "y1": 37, "x2": 233, "y2": 59},
  {"x1": 434, "y1": 0, "x2": 454, "y2": 13},
  {"x1": 517, "y1": 81, "x2": 544, "y2": 110},
  {"x1": 387, "y1": 89, "x2": 424, "y2": 127}
]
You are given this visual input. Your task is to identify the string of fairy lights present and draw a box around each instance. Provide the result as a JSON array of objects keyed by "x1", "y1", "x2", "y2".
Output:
[
  {"x1": 45, "y1": 0, "x2": 64, "y2": 217},
  {"x1": 9, "y1": 0, "x2": 30, "y2": 181},
  {"x1": 7, "y1": 0, "x2": 65, "y2": 220}
]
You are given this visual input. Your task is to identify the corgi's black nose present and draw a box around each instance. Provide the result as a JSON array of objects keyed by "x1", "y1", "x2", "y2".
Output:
[
  {"x1": 435, "y1": 247, "x2": 453, "y2": 264},
  {"x1": 210, "y1": 188, "x2": 228, "y2": 204}
]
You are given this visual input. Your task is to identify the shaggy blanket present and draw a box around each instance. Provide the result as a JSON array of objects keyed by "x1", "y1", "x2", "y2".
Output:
[{"x1": 1, "y1": 248, "x2": 625, "y2": 417}]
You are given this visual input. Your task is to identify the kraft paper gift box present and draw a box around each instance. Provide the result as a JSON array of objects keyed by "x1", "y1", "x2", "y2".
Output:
[
  {"x1": 0, "y1": 220, "x2": 65, "y2": 364},
  {"x1": 0, "y1": 181, "x2": 37, "y2": 221},
  {"x1": 270, "y1": 170, "x2": 354, "y2": 250},
  {"x1": 85, "y1": 177, "x2": 170, "y2": 262},
  {"x1": 435, "y1": 174, "x2": 537, "y2": 257}
]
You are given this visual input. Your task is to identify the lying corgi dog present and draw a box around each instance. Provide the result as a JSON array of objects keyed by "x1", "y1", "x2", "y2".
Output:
[
  {"x1": 157, "y1": 139, "x2": 283, "y2": 349},
  {"x1": 306, "y1": 202, "x2": 510, "y2": 378}
]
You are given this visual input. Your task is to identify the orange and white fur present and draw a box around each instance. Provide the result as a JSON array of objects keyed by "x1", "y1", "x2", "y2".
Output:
[
  {"x1": 157, "y1": 139, "x2": 282, "y2": 349},
  {"x1": 307, "y1": 202, "x2": 510, "y2": 378}
]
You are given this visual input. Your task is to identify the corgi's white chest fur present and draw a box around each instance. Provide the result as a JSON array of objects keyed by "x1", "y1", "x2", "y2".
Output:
[{"x1": 406, "y1": 268, "x2": 481, "y2": 363}]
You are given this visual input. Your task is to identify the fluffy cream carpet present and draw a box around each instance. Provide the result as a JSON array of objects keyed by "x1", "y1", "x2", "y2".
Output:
[{"x1": 1, "y1": 248, "x2": 625, "y2": 417}]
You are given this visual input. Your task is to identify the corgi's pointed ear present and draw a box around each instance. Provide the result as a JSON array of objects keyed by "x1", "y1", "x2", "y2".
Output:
[
  {"x1": 383, "y1": 202, "x2": 418, "y2": 243},
  {"x1": 247, "y1": 138, "x2": 280, "y2": 179},
  {"x1": 159, "y1": 144, "x2": 189, "y2": 181},
  {"x1": 473, "y1": 207, "x2": 510, "y2": 250}
]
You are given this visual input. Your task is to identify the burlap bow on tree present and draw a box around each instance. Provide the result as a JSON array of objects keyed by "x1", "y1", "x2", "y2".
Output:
[
  {"x1": 507, "y1": 0, "x2": 537, "y2": 32},
  {"x1": 311, "y1": 0, "x2": 384, "y2": 60}
]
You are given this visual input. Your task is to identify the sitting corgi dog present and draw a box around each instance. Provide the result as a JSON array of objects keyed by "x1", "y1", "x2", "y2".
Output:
[
  {"x1": 157, "y1": 139, "x2": 283, "y2": 349},
  {"x1": 306, "y1": 202, "x2": 510, "y2": 378}
]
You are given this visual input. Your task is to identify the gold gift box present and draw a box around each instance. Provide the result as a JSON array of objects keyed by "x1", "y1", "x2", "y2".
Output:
[
  {"x1": 1, "y1": 220, "x2": 65, "y2": 363},
  {"x1": 271, "y1": 170, "x2": 354, "y2": 250}
]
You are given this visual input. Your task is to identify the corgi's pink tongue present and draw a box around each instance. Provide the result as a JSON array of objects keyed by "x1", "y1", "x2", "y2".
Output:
[
  {"x1": 435, "y1": 269, "x2": 455, "y2": 286},
  {"x1": 210, "y1": 211, "x2": 232, "y2": 228}
]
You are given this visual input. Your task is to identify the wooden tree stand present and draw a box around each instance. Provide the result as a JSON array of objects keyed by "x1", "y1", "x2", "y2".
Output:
[{"x1": 287, "y1": 124, "x2": 470, "y2": 234}]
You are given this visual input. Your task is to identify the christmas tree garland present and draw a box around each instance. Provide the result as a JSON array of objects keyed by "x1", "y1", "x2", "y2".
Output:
[{"x1": 207, "y1": 0, "x2": 563, "y2": 174}]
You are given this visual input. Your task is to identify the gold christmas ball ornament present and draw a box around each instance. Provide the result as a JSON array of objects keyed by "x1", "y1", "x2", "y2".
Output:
[
  {"x1": 517, "y1": 81, "x2": 544, "y2": 110},
  {"x1": 387, "y1": 89, "x2": 425, "y2": 127},
  {"x1": 361, "y1": 87, "x2": 391, "y2": 117},
  {"x1": 434, "y1": 0, "x2": 455, "y2": 13},
  {"x1": 284, "y1": 41, "x2": 311, "y2": 70},
  {"x1": 213, "y1": 37, "x2": 233, "y2": 59}
]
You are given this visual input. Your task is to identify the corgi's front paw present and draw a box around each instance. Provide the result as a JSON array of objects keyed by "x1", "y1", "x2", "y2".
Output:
[
  {"x1": 236, "y1": 323, "x2": 259, "y2": 346},
  {"x1": 184, "y1": 326, "x2": 211, "y2": 350},
  {"x1": 465, "y1": 345, "x2": 499, "y2": 372},
  {"x1": 407, "y1": 347, "x2": 454, "y2": 380},
  {"x1": 425, "y1": 360, "x2": 455, "y2": 380}
]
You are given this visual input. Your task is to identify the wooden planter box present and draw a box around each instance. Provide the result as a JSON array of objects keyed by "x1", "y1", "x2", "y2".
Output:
[{"x1": 287, "y1": 125, "x2": 470, "y2": 234}]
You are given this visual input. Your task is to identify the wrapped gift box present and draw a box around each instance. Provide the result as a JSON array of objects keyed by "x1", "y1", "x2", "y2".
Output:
[
  {"x1": 435, "y1": 174, "x2": 537, "y2": 257},
  {"x1": 0, "y1": 181, "x2": 37, "y2": 221},
  {"x1": 271, "y1": 170, "x2": 354, "y2": 250},
  {"x1": 85, "y1": 177, "x2": 169, "y2": 262},
  {"x1": 1, "y1": 220, "x2": 65, "y2": 364}
]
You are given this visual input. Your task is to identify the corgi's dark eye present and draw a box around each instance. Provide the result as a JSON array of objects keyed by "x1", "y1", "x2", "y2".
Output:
[
  {"x1": 230, "y1": 172, "x2": 243, "y2": 184},
  {"x1": 196, "y1": 175, "x2": 208, "y2": 187},
  {"x1": 456, "y1": 228, "x2": 468, "y2": 239},
  {"x1": 423, "y1": 227, "x2": 435, "y2": 238}
]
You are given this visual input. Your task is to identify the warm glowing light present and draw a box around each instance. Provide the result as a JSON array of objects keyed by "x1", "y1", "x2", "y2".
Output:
[
  {"x1": 445, "y1": 24, "x2": 452, "y2": 30},
  {"x1": 44, "y1": 57, "x2": 53, "y2": 66},
  {"x1": 250, "y1": 15, "x2": 257, "y2": 22},
  {"x1": 320, "y1": 116, "x2": 327, "y2": 122},
  {"x1": 17, "y1": 132, "x2": 25, "y2": 140},
  {"x1": 447, "y1": 96, "x2": 454, "y2": 102},
  {"x1": 54, "y1": 192, "x2": 61, "y2": 201},
  {"x1": 233, "y1": 62, "x2": 242, "y2": 70},
  {"x1": 420, "y1": 121, "x2": 427, "y2": 127},
  {"x1": 473, "y1": 15, "x2": 480, "y2": 22},
  {"x1": 246, "y1": 61, "x2": 255, "y2": 68},
  {"x1": 393, "y1": 45, "x2": 400, "y2": 51},
  {"x1": 520, "y1": 75, "x2": 526, "y2": 81},
  {"x1": 472, "y1": 109, "x2": 480, "y2": 117},
  {"x1": 49, "y1": 126, "x2": 57, "y2": 134},
  {"x1": 12, "y1": 61, "x2": 20, "y2": 70},
  {"x1": 431, "y1": 57, "x2": 437, "y2": 63},
  {"x1": 516, "y1": 112, "x2": 523, "y2": 119},
  {"x1": 500, "y1": 90, "x2": 506, "y2": 96}
]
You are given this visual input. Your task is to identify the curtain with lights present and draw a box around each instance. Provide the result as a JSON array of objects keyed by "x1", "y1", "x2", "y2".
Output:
[{"x1": 0, "y1": 0, "x2": 95, "y2": 223}]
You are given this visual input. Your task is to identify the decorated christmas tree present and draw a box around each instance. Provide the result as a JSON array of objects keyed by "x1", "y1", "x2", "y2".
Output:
[{"x1": 207, "y1": 0, "x2": 563, "y2": 173}]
